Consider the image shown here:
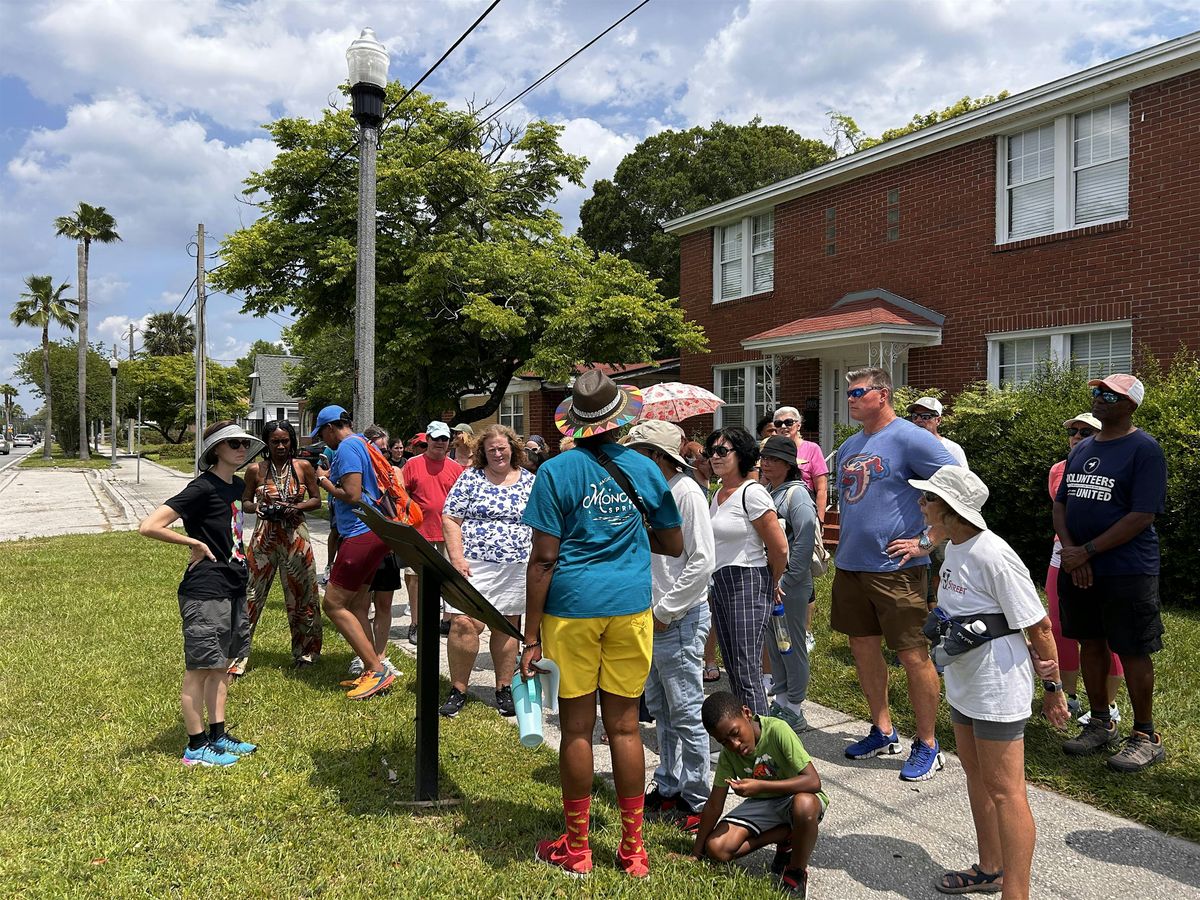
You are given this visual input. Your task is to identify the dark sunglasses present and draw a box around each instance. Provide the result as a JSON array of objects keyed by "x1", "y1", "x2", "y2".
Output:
[
  {"x1": 1091, "y1": 386, "x2": 1124, "y2": 404},
  {"x1": 921, "y1": 491, "x2": 942, "y2": 504},
  {"x1": 846, "y1": 386, "x2": 881, "y2": 399},
  {"x1": 224, "y1": 439, "x2": 253, "y2": 450},
  {"x1": 429, "y1": 435, "x2": 450, "y2": 442},
  {"x1": 1066, "y1": 427, "x2": 1095, "y2": 437},
  {"x1": 702, "y1": 446, "x2": 735, "y2": 459},
  {"x1": 909, "y1": 412, "x2": 937, "y2": 422},
  {"x1": 773, "y1": 418, "x2": 797, "y2": 429}
]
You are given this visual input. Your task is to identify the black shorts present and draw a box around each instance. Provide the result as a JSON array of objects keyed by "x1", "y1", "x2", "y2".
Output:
[
  {"x1": 370, "y1": 553, "x2": 402, "y2": 592},
  {"x1": 179, "y1": 593, "x2": 250, "y2": 670},
  {"x1": 1057, "y1": 571, "x2": 1163, "y2": 656}
]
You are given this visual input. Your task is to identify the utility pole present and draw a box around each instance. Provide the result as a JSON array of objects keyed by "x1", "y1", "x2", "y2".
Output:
[
  {"x1": 193, "y1": 224, "x2": 208, "y2": 474},
  {"x1": 124, "y1": 323, "x2": 138, "y2": 453}
]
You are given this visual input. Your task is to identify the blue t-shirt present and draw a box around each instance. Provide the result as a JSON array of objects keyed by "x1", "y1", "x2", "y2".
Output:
[
  {"x1": 835, "y1": 418, "x2": 957, "y2": 572},
  {"x1": 1055, "y1": 429, "x2": 1166, "y2": 575},
  {"x1": 329, "y1": 435, "x2": 382, "y2": 538},
  {"x1": 522, "y1": 442, "x2": 682, "y2": 618}
]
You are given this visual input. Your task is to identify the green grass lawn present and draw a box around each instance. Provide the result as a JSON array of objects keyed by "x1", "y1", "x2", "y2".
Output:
[
  {"x1": 0, "y1": 533, "x2": 784, "y2": 898},
  {"x1": 18, "y1": 444, "x2": 115, "y2": 469},
  {"x1": 805, "y1": 572, "x2": 1200, "y2": 842}
]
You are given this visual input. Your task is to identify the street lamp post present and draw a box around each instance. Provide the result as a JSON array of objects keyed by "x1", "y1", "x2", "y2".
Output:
[
  {"x1": 347, "y1": 27, "x2": 388, "y2": 429},
  {"x1": 109, "y1": 354, "x2": 119, "y2": 467}
]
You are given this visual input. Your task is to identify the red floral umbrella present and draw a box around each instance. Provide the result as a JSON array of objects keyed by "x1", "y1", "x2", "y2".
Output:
[{"x1": 638, "y1": 382, "x2": 725, "y2": 423}]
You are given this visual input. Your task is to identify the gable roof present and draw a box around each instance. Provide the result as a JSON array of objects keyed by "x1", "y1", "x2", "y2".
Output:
[
  {"x1": 664, "y1": 31, "x2": 1200, "y2": 236},
  {"x1": 252, "y1": 354, "x2": 303, "y2": 403},
  {"x1": 742, "y1": 290, "x2": 942, "y2": 354}
]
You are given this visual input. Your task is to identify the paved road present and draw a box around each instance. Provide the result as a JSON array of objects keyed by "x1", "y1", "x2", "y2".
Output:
[{"x1": 3, "y1": 455, "x2": 1198, "y2": 897}]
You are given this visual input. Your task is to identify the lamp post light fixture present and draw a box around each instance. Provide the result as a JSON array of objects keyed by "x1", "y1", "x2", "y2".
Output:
[
  {"x1": 346, "y1": 26, "x2": 388, "y2": 429},
  {"x1": 108, "y1": 353, "x2": 119, "y2": 467}
]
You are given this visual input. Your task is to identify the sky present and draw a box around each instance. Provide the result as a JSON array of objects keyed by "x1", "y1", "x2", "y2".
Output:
[{"x1": 1, "y1": 0, "x2": 1196, "y2": 412}]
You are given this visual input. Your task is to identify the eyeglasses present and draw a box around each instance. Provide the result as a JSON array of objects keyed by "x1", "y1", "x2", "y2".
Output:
[
  {"x1": 773, "y1": 418, "x2": 797, "y2": 429},
  {"x1": 846, "y1": 386, "x2": 881, "y2": 400},
  {"x1": 702, "y1": 445, "x2": 734, "y2": 459},
  {"x1": 429, "y1": 435, "x2": 450, "y2": 442},
  {"x1": 909, "y1": 412, "x2": 937, "y2": 422},
  {"x1": 921, "y1": 491, "x2": 942, "y2": 504},
  {"x1": 224, "y1": 439, "x2": 252, "y2": 450},
  {"x1": 1066, "y1": 427, "x2": 1095, "y2": 437},
  {"x1": 1091, "y1": 386, "x2": 1124, "y2": 404}
]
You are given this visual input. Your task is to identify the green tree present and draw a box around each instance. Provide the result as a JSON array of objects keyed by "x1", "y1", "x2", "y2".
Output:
[
  {"x1": 827, "y1": 92, "x2": 1010, "y2": 154},
  {"x1": 0, "y1": 383, "x2": 16, "y2": 439},
  {"x1": 10, "y1": 276, "x2": 78, "y2": 458},
  {"x1": 54, "y1": 202, "x2": 121, "y2": 459},
  {"x1": 142, "y1": 311, "x2": 195, "y2": 356},
  {"x1": 579, "y1": 119, "x2": 835, "y2": 298},
  {"x1": 121, "y1": 355, "x2": 247, "y2": 443},
  {"x1": 235, "y1": 339, "x2": 287, "y2": 380},
  {"x1": 213, "y1": 85, "x2": 705, "y2": 430}
]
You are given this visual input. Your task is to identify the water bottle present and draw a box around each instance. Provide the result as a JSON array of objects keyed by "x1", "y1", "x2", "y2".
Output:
[
  {"x1": 967, "y1": 620, "x2": 987, "y2": 635},
  {"x1": 771, "y1": 602, "x2": 793, "y2": 655}
]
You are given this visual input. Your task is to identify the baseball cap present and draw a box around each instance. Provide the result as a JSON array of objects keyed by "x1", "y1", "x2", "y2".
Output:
[
  {"x1": 1088, "y1": 374, "x2": 1144, "y2": 407},
  {"x1": 1062, "y1": 412, "x2": 1102, "y2": 430},
  {"x1": 310, "y1": 404, "x2": 349, "y2": 438},
  {"x1": 426, "y1": 420, "x2": 452, "y2": 440},
  {"x1": 623, "y1": 420, "x2": 689, "y2": 469},
  {"x1": 907, "y1": 396, "x2": 944, "y2": 416},
  {"x1": 451, "y1": 423, "x2": 474, "y2": 435}
]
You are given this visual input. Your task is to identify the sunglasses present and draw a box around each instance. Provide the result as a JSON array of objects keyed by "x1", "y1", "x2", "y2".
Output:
[
  {"x1": 773, "y1": 418, "x2": 797, "y2": 429},
  {"x1": 921, "y1": 491, "x2": 942, "y2": 504},
  {"x1": 1091, "y1": 386, "x2": 1124, "y2": 404},
  {"x1": 702, "y1": 446, "x2": 735, "y2": 459},
  {"x1": 429, "y1": 435, "x2": 450, "y2": 442},
  {"x1": 846, "y1": 386, "x2": 881, "y2": 400},
  {"x1": 224, "y1": 439, "x2": 253, "y2": 450},
  {"x1": 909, "y1": 412, "x2": 937, "y2": 421},
  {"x1": 1066, "y1": 427, "x2": 1095, "y2": 437}
]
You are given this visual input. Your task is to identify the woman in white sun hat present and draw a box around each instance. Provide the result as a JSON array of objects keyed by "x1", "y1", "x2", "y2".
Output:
[{"x1": 909, "y1": 465, "x2": 1069, "y2": 897}]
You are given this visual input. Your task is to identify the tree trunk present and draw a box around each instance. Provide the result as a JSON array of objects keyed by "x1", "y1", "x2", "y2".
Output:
[
  {"x1": 42, "y1": 324, "x2": 52, "y2": 459},
  {"x1": 76, "y1": 241, "x2": 89, "y2": 459}
]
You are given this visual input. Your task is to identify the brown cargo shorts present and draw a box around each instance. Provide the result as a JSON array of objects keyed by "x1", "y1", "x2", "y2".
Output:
[{"x1": 831, "y1": 566, "x2": 929, "y2": 651}]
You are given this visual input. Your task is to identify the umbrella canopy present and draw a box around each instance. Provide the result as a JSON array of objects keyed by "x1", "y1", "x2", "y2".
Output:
[{"x1": 638, "y1": 382, "x2": 724, "y2": 423}]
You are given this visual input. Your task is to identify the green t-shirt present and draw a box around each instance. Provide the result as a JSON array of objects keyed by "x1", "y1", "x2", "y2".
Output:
[{"x1": 714, "y1": 715, "x2": 830, "y2": 805}]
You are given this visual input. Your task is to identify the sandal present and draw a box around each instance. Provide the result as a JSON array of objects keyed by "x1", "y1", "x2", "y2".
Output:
[
  {"x1": 703, "y1": 665, "x2": 721, "y2": 683},
  {"x1": 936, "y1": 864, "x2": 1003, "y2": 894}
]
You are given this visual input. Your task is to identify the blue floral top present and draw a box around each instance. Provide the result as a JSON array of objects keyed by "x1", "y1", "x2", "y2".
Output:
[{"x1": 442, "y1": 466, "x2": 536, "y2": 563}]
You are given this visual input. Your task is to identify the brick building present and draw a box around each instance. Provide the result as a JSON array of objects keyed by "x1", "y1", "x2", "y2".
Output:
[{"x1": 665, "y1": 33, "x2": 1200, "y2": 453}]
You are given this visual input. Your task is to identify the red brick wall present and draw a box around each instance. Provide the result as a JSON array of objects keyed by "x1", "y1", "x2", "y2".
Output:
[{"x1": 679, "y1": 70, "x2": 1200, "y2": 400}]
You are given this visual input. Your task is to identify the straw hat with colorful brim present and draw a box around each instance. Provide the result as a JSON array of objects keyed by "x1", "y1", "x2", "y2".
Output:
[
  {"x1": 907, "y1": 465, "x2": 989, "y2": 531},
  {"x1": 554, "y1": 370, "x2": 643, "y2": 439},
  {"x1": 1063, "y1": 412, "x2": 1102, "y2": 430},
  {"x1": 199, "y1": 423, "x2": 264, "y2": 472}
]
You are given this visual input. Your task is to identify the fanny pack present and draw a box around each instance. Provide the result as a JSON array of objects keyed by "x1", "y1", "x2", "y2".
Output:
[{"x1": 923, "y1": 607, "x2": 1018, "y2": 667}]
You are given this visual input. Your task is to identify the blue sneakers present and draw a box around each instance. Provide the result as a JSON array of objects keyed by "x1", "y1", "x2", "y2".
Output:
[
  {"x1": 844, "y1": 725, "x2": 901, "y2": 759},
  {"x1": 211, "y1": 734, "x2": 257, "y2": 756},
  {"x1": 899, "y1": 738, "x2": 945, "y2": 781},
  {"x1": 182, "y1": 743, "x2": 239, "y2": 767}
]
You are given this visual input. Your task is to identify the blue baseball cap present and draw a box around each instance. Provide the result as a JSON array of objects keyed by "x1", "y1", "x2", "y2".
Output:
[{"x1": 310, "y1": 404, "x2": 349, "y2": 438}]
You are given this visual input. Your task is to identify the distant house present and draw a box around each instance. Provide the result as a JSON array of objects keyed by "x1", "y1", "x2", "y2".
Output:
[
  {"x1": 245, "y1": 354, "x2": 308, "y2": 436},
  {"x1": 664, "y1": 32, "x2": 1200, "y2": 452}
]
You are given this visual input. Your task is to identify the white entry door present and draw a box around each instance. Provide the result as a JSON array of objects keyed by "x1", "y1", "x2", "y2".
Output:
[{"x1": 820, "y1": 348, "x2": 910, "y2": 451}]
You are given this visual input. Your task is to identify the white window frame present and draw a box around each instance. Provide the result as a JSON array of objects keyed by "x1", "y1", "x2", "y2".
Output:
[
  {"x1": 713, "y1": 362, "x2": 776, "y2": 430},
  {"x1": 985, "y1": 321, "x2": 1132, "y2": 386},
  {"x1": 996, "y1": 97, "x2": 1129, "y2": 244},
  {"x1": 712, "y1": 211, "x2": 774, "y2": 303},
  {"x1": 499, "y1": 393, "x2": 525, "y2": 435}
]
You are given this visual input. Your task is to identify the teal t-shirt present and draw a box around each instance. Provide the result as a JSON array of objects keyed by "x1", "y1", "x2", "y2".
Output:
[
  {"x1": 522, "y1": 442, "x2": 681, "y2": 618},
  {"x1": 329, "y1": 435, "x2": 381, "y2": 539},
  {"x1": 714, "y1": 715, "x2": 830, "y2": 805}
]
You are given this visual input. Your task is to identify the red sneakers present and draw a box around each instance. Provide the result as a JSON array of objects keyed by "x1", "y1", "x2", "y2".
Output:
[
  {"x1": 534, "y1": 834, "x2": 592, "y2": 876},
  {"x1": 616, "y1": 840, "x2": 649, "y2": 878}
]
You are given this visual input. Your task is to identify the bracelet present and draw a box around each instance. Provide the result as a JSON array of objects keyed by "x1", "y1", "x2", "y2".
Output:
[{"x1": 523, "y1": 641, "x2": 541, "y2": 650}]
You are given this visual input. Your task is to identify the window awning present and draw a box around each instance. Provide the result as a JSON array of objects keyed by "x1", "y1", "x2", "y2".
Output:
[{"x1": 741, "y1": 289, "x2": 944, "y2": 355}]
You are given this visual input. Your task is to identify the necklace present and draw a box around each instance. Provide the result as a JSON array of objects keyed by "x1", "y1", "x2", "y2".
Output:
[{"x1": 268, "y1": 458, "x2": 295, "y2": 502}]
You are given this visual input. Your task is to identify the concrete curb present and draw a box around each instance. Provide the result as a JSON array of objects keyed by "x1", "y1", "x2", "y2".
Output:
[{"x1": 94, "y1": 469, "x2": 137, "y2": 523}]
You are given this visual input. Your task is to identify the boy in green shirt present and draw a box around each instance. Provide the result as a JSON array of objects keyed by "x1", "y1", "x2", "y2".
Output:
[{"x1": 690, "y1": 691, "x2": 828, "y2": 896}]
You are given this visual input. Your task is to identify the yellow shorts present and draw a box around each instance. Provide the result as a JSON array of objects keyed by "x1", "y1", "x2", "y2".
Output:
[{"x1": 542, "y1": 609, "x2": 653, "y2": 699}]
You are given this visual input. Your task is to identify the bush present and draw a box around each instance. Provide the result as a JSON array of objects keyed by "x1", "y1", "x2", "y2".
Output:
[{"x1": 942, "y1": 353, "x2": 1200, "y2": 607}]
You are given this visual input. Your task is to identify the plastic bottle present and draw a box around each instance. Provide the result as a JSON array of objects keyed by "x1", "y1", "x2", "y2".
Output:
[
  {"x1": 771, "y1": 602, "x2": 793, "y2": 655},
  {"x1": 967, "y1": 620, "x2": 987, "y2": 635}
]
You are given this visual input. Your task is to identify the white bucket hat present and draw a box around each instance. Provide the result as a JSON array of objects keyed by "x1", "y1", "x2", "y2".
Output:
[
  {"x1": 1062, "y1": 412, "x2": 1102, "y2": 430},
  {"x1": 199, "y1": 423, "x2": 264, "y2": 471},
  {"x1": 908, "y1": 465, "x2": 989, "y2": 530}
]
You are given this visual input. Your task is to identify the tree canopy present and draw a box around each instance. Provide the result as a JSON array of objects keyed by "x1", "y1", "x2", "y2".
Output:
[
  {"x1": 212, "y1": 85, "x2": 705, "y2": 430},
  {"x1": 142, "y1": 311, "x2": 196, "y2": 356},
  {"x1": 120, "y1": 355, "x2": 247, "y2": 443},
  {"x1": 14, "y1": 341, "x2": 130, "y2": 454},
  {"x1": 827, "y1": 92, "x2": 1011, "y2": 154},
  {"x1": 578, "y1": 119, "x2": 835, "y2": 297}
]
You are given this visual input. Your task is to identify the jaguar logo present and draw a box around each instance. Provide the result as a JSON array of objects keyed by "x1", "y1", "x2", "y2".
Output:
[{"x1": 840, "y1": 454, "x2": 888, "y2": 505}]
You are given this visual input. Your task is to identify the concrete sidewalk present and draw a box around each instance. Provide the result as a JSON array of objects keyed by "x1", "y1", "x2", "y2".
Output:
[{"x1": 3, "y1": 460, "x2": 1197, "y2": 897}]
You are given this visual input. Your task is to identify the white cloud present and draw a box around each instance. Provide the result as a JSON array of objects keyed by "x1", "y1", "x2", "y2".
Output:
[{"x1": 551, "y1": 116, "x2": 641, "y2": 232}]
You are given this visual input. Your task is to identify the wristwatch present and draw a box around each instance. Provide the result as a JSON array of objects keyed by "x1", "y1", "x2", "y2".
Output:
[
  {"x1": 1084, "y1": 541, "x2": 1098, "y2": 556},
  {"x1": 1042, "y1": 679, "x2": 1064, "y2": 693},
  {"x1": 917, "y1": 532, "x2": 933, "y2": 551}
]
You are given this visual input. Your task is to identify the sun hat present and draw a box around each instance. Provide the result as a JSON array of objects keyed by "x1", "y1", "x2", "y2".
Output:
[
  {"x1": 451, "y1": 423, "x2": 474, "y2": 435},
  {"x1": 760, "y1": 434, "x2": 801, "y2": 465},
  {"x1": 907, "y1": 396, "x2": 944, "y2": 416},
  {"x1": 623, "y1": 420, "x2": 690, "y2": 469},
  {"x1": 426, "y1": 420, "x2": 451, "y2": 440},
  {"x1": 908, "y1": 465, "x2": 989, "y2": 531},
  {"x1": 409, "y1": 432, "x2": 428, "y2": 447},
  {"x1": 554, "y1": 370, "x2": 643, "y2": 438},
  {"x1": 1062, "y1": 412, "x2": 1102, "y2": 430},
  {"x1": 1088, "y1": 373, "x2": 1144, "y2": 407},
  {"x1": 310, "y1": 404, "x2": 349, "y2": 439},
  {"x1": 199, "y1": 423, "x2": 264, "y2": 472}
]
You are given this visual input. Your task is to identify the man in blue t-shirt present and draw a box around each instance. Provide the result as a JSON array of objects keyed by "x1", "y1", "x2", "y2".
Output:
[
  {"x1": 310, "y1": 405, "x2": 393, "y2": 701},
  {"x1": 519, "y1": 371, "x2": 682, "y2": 879},
  {"x1": 832, "y1": 367, "x2": 955, "y2": 783},
  {"x1": 1054, "y1": 373, "x2": 1167, "y2": 772}
]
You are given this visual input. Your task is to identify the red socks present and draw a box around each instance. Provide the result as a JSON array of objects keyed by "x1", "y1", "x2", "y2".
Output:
[
  {"x1": 563, "y1": 796, "x2": 591, "y2": 850},
  {"x1": 618, "y1": 793, "x2": 645, "y2": 853}
]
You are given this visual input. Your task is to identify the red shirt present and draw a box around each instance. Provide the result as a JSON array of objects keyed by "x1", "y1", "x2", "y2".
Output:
[{"x1": 402, "y1": 453, "x2": 464, "y2": 541}]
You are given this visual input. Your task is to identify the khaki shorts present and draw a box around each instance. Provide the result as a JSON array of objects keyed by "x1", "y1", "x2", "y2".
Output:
[
  {"x1": 831, "y1": 567, "x2": 929, "y2": 651},
  {"x1": 542, "y1": 609, "x2": 653, "y2": 699}
]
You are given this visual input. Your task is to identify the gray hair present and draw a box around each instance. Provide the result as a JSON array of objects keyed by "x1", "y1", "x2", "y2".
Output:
[
  {"x1": 846, "y1": 367, "x2": 893, "y2": 393},
  {"x1": 773, "y1": 405, "x2": 800, "y2": 421}
]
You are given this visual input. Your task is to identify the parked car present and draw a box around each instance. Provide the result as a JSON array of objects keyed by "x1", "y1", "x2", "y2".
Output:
[
  {"x1": 0, "y1": 437, "x2": 9, "y2": 455},
  {"x1": 13, "y1": 434, "x2": 34, "y2": 448}
]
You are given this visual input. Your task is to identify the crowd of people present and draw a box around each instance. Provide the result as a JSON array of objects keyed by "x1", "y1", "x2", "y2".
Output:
[{"x1": 140, "y1": 364, "x2": 1167, "y2": 898}]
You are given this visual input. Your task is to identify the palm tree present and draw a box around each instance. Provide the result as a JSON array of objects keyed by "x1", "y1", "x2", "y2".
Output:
[
  {"x1": 143, "y1": 311, "x2": 196, "y2": 356},
  {"x1": 0, "y1": 383, "x2": 16, "y2": 440},
  {"x1": 54, "y1": 202, "x2": 121, "y2": 459},
  {"x1": 10, "y1": 276, "x2": 78, "y2": 459}
]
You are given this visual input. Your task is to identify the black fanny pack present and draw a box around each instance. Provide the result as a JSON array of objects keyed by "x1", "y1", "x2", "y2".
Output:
[{"x1": 923, "y1": 609, "x2": 1018, "y2": 659}]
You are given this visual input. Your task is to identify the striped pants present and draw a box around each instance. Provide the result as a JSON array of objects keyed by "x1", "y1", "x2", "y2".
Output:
[{"x1": 711, "y1": 565, "x2": 772, "y2": 715}]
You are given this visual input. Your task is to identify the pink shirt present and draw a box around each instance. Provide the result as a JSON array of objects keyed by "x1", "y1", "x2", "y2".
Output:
[
  {"x1": 402, "y1": 454, "x2": 464, "y2": 542},
  {"x1": 796, "y1": 439, "x2": 829, "y2": 494}
]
